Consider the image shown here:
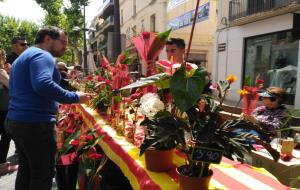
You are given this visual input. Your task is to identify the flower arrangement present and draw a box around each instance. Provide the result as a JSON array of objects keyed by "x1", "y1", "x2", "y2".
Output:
[
  {"x1": 238, "y1": 75, "x2": 264, "y2": 114},
  {"x1": 79, "y1": 133, "x2": 108, "y2": 190},
  {"x1": 56, "y1": 107, "x2": 84, "y2": 165}
]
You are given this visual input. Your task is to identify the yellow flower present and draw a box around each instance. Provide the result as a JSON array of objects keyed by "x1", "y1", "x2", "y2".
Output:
[
  {"x1": 238, "y1": 89, "x2": 249, "y2": 96},
  {"x1": 226, "y1": 74, "x2": 237, "y2": 84}
]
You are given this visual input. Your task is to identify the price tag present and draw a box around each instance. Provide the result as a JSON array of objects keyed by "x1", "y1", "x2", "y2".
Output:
[{"x1": 191, "y1": 146, "x2": 223, "y2": 164}]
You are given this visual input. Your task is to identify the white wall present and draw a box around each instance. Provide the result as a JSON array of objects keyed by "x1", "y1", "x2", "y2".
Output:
[{"x1": 214, "y1": 13, "x2": 294, "y2": 102}]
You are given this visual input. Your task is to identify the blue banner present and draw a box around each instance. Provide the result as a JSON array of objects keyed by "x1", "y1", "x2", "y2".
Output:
[{"x1": 167, "y1": 2, "x2": 210, "y2": 30}]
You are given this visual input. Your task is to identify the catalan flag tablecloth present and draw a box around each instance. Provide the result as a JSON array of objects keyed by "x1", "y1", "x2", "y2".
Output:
[{"x1": 76, "y1": 104, "x2": 290, "y2": 190}]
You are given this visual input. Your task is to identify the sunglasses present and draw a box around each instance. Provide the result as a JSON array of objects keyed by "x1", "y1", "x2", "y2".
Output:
[
  {"x1": 260, "y1": 96, "x2": 277, "y2": 102},
  {"x1": 19, "y1": 43, "x2": 28, "y2": 47}
]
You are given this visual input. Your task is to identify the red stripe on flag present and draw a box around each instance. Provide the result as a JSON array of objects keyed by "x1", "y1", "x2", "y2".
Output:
[
  {"x1": 222, "y1": 158, "x2": 290, "y2": 190},
  {"x1": 78, "y1": 105, "x2": 161, "y2": 190},
  {"x1": 213, "y1": 168, "x2": 252, "y2": 190}
]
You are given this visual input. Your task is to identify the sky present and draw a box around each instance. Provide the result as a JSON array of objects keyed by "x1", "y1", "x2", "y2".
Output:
[{"x1": 0, "y1": 0, "x2": 101, "y2": 26}]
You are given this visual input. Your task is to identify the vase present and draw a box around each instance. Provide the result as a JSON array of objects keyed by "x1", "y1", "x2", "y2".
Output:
[
  {"x1": 79, "y1": 175, "x2": 101, "y2": 190},
  {"x1": 55, "y1": 162, "x2": 79, "y2": 190},
  {"x1": 242, "y1": 86, "x2": 259, "y2": 115},
  {"x1": 176, "y1": 165, "x2": 213, "y2": 190},
  {"x1": 145, "y1": 148, "x2": 174, "y2": 172}
]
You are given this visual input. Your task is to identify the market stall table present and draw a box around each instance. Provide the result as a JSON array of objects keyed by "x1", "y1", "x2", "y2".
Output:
[{"x1": 76, "y1": 104, "x2": 290, "y2": 190}]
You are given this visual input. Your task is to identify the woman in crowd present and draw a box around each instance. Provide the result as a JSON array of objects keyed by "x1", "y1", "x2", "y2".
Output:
[
  {"x1": 243, "y1": 86, "x2": 290, "y2": 142},
  {"x1": 0, "y1": 48, "x2": 18, "y2": 175}
]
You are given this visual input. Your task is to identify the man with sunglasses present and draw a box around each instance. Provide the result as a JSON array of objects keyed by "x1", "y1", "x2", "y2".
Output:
[
  {"x1": 6, "y1": 37, "x2": 28, "y2": 65},
  {"x1": 5, "y1": 26, "x2": 92, "y2": 190},
  {"x1": 243, "y1": 86, "x2": 290, "y2": 142}
]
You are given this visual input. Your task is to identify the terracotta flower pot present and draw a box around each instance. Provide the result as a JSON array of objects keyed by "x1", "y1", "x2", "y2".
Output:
[
  {"x1": 176, "y1": 165, "x2": 213, "y2": 190},
  {"x1": 145, "y1": 148, "x2": 174, "y2": 172}
]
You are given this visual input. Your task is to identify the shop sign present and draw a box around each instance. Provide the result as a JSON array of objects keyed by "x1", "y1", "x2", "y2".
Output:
[{"x1": 167, "y1": 2, "x2": 210, "y2": 31}]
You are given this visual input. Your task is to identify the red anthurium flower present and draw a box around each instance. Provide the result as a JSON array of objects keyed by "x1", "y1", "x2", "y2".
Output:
[
  {"x1": 256, "y1": 79, "x2": 264, "y2": 85},
  {"x1": 86, "y1": 75, "x2": 94, "y2": 81},
  {"x1": 70, "y1": 139, "x2": 79, "y2": 147},
  {"x1": 85, "y1": 134, "x2": 94, "y2": 141},
  {"x1": 130, "y1": 92, "x2": 143, "y2": 100},
  {"x1": 88, "y1": 153, "x2": 103, "y2": 160},
  {"x1": 124, "y1": 97, "x2": 132, "y2": 104},
  {"x1": 104, "y1": 79, "x2": 111, "y2": 85},
  {"x1": 97, "y1": 75, "x2": 103, "y2": 82},
  {"x1": 142, "y1": 31, "x2": 150, "y2": 39}
]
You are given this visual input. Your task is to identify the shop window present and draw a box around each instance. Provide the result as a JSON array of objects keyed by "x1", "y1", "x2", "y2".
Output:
[{"x1": 244, "y1": 30, "x2": 299, "y2": 105}]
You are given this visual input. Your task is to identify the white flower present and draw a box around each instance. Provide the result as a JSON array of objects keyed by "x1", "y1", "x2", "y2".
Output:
[{"x1": 139, "y1": 93, "x2": 164, "y2": 118}]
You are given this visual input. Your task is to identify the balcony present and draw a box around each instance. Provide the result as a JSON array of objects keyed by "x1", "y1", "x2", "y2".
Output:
[
  {"x1": 229, "y1": 0, "x2": 300, "y2": 25},
  {"x1": 98, "y1": 0, "x2": 114, "y2": 19}
]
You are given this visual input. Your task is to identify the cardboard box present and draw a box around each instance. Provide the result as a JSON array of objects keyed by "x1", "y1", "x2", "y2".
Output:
[{"x1": 251, "y1": 149, "x2": 300, "y2": 188}]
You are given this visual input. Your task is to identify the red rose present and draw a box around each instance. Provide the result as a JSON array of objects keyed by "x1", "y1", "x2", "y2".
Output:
[{"x1": 86, "y1": 75, "x2": 94, "y2": 81}]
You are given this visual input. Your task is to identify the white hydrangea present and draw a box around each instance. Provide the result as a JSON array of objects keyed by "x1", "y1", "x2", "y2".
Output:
[{"x1": 139, "y1": 93, "x2": 165, "y2": 118}]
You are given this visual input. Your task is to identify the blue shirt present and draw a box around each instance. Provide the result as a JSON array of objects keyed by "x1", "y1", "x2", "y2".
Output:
[{"x1": 7, "y1": 47, "x2": 79, "y2": 123}]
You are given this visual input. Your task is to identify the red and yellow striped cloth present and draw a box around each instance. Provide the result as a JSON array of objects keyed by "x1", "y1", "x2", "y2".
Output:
[{"x1": 76, "y1": 104, "x2": 290, "y2": 190}]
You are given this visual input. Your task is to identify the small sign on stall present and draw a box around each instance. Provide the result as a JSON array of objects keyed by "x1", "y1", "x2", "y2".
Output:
[{"x1": 191, "y1": 146, "x2": 223, "y2": 164}]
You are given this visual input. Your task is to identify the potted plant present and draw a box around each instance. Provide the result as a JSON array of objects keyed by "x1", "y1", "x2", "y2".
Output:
[
  {"x1": 136, "y1": 93, "x2": 187, "y2": 172},
  {"x1": 170, "y1": 70, "x2": 280, "y2": 190}
]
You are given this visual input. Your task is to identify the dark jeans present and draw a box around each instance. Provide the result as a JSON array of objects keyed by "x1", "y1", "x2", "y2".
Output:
[
  {"x1": 5, "y1": 119, "x2": 56, "y2": 190},
  {"x1": 0, "y1": 111, "x2": 11, "y2": 164}
]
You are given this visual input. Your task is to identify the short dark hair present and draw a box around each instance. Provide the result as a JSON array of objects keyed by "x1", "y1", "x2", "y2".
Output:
[
  {"x1": 11, "y1": 37, "x2": 26, "y2": 44},
  {"x1": 166, "y1": 38, "x2": 185, "y2": 49},
  {"x1": 35, "y1": 26, "x2": 67, "y2": 44}
]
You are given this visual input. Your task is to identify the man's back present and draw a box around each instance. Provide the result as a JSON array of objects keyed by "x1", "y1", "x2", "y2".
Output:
[{"x1": 7, "y1": 47, "x2": 78, "y2": 123}]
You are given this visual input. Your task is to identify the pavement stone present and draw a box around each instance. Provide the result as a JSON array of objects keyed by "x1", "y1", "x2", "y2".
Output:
[{"x1": 0, "y1": 141, "x2": 17, "y2": 190}]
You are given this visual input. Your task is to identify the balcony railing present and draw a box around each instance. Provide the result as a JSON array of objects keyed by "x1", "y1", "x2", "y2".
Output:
[{"x1": 229, "y1": 0, "x2": 300, "y2": 21}]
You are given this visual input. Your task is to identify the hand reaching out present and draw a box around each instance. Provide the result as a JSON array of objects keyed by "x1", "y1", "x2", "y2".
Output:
[{"x1": 76, "y1": 91, "x2": 95, "y2": 104}]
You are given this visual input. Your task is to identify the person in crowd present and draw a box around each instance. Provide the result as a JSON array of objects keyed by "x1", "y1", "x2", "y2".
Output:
[
  {"x1": 56, "y1": 62, "x2": 76, "y2": 91},
  {"x1": 243, "y1": 86, "x2": 290, "y2": 142},
  {"x1": 6, "y1": 37, "x2": 28, "y2": 65},
  {"x1": 0, "y1": 48, "x2": 18, "y2": 175},
  {"x1": 165, "y1": 37, "x2": 198, "y2": 69},
  {"x1": 165, "y1": 38, "x2": 211, "y2": 94},
  {"x1": 5, "y1": 26, "x2": 92, "y2": 190}
]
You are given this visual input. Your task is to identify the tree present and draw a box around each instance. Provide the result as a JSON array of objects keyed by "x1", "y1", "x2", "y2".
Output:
[
  {"x1": 0, "y1": 14, "x2": 39, "y2": 52},
  {"x1": 35, "y1": 0, "x2": 65, "y2": 27}
]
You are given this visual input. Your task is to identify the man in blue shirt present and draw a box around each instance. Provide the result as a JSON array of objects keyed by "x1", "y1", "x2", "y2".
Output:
[{"x1": 5, "y1": 26, "x2": 91, "y2": 190}]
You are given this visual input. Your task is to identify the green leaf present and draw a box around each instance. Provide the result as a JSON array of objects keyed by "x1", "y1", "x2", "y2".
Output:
[
  {"x1": 119, "y1": 73, "x2": 170, "y2": 90},
  {"x1": 170, "y1": 67, "x2": 206, "y2": 111},
  {"x1": 217, "y1": 80, "x2": 230, "y2": 100},
  {"x1": 243, "y1": 76, "x2": 252, "y2": 86}
]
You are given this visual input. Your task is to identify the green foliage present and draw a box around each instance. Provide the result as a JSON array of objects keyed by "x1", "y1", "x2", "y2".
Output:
[
  {"x1": 0, "y1": 14, "x2": 39, "y2": 52},
  {"x1": 119, "y1": 73, "x2": 170, "y2": 91},
  {"x1": 170, "y1": 67, "x2": 206, "y2": 112},
  {"x1": 139, "y1": 111, "x2": 188, "y2": 156}
]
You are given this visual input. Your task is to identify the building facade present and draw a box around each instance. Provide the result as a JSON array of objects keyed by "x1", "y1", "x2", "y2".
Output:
[
  {"x1": 214, "y1": 0, "x2": 300, "y2": 107},
  {"x1": 167, "y1": 0, "x2": 218, "y2": 73},
  {"x1": 120, "y1": 0, "x2": 168, "y2": 50}
]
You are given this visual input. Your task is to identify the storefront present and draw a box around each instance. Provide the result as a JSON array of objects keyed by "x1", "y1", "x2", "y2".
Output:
[
  {"x1": 244, "y1": 30, "x2": 299, "y2": 105},
  {"x1": 214, "y1": 13, "x2": 300, "y2": 107}
]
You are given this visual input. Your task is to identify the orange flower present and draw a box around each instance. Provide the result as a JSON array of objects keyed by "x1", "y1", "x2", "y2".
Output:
[
  {"x1": 238, "y1": 89, "x2": 249, "y2": 96},
  {"x1": 226, "y1": 74, "x2": 237, "y2": 84}
]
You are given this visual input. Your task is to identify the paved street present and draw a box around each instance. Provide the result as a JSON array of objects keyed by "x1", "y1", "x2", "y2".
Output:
[{"x1": 0, "y1": 141, "x2": 17, "y2": 190}]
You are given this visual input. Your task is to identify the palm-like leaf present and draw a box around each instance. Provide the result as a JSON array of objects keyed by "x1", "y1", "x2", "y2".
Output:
[{"x1": 119, "y1": 73, "x2": 170, "y2": 91}]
